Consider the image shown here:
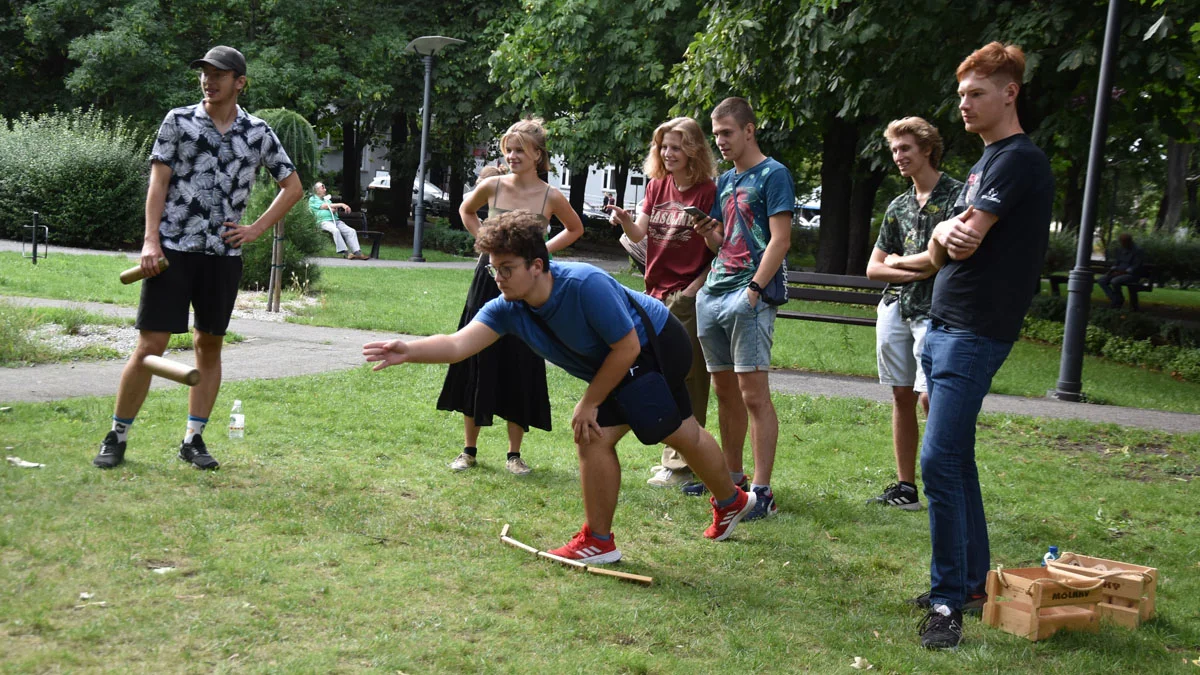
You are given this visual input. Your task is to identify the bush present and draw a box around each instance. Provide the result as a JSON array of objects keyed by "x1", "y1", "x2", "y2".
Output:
[
  {"x1": 422, "y1": 218, "x2": 477, "y2": 257},
  {"x1": 238, "y1": 184, "x2": 324, "y2": 291},
  {"x1": 1026, "y1": 294, "x2": 1068, "y2": 322},
  {"x1": 1089, "y1": 308, "x2": 1160, "y2": 342},
  {"x1": 1121, "y1": 231, "x2": 1200, "y2": 288},
  {"x1": 1043, "y1": 230, "x2": 1077, "y2": 274},
  {"x1": 0, "y1": 108, "x2": 148, "y2": 249}
]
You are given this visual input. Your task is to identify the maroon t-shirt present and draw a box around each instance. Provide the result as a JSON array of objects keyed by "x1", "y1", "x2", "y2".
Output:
[{"x1": 639, "y1": 178, "x2": 717, "y2": 299}]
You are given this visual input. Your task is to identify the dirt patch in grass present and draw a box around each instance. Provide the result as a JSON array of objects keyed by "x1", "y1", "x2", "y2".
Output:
[{"x1": 1053, "y1": 435, "x2": 1198, "y2": 482}]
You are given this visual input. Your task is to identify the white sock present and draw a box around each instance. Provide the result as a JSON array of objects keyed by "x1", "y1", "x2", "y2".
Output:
[
  {"x1": 185, "y1": 416, "x2": 207, "y2": 443},
  {"x1": 111, "y1": 416, "x2": 134, "y2": 443}
]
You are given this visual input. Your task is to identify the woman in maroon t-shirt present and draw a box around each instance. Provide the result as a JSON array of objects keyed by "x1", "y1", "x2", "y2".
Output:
[{"x1": 607, "y1": 117, "x2": 720, "y2": 488}]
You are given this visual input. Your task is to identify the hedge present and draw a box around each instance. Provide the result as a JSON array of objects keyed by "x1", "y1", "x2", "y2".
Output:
[{"x1": 0, "y1": 109, "x2": 148, "y2": 249}]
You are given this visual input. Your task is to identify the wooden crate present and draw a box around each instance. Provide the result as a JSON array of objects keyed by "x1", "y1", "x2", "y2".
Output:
[
  {"x1": 1047, "y1": 552, "x2": 1157, "y2": 628},
  {"x1": 982, "y1": 567, "x2": 1105, "y2": 641}
]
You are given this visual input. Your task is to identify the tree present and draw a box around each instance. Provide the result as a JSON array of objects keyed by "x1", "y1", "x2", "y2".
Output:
[{"x1": 490, "y1": 0, "x2": 705, "y2": 215}]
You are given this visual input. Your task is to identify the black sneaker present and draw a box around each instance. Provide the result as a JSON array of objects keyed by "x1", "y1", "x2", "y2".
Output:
[
  {"x1": 178, "y1": 434, "x2": 219, "y2": 470},
  {"x1": 867, "y1": 482, "x2": 922, "y2": 510},
  {"x1": 908, "y1": 591, "x2": 987, "y2": 616},
  {"x1": 93, "y1": 432, "x2": 126, "y2": 469},
  {"x1": 681, "y1": 474, "x2": 749, "y2": 497},
  {"x1": 918, "y1": 606, "x2": 963, "y2": 650}
]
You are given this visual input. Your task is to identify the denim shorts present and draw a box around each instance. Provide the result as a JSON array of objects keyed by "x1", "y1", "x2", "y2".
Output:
[{"x1": 696, "y1": 286, "x2": 776, "y2": 373}]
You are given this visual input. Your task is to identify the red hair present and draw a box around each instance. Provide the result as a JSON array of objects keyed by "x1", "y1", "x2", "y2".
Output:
[{"x1": 956, "y1": 42, "x2": 1026, "y2": 84}]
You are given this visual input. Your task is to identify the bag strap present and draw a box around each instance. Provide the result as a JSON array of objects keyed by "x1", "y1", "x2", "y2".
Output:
[{"x1": 524, "y1": 287, "x2": 664, "y2": 374}]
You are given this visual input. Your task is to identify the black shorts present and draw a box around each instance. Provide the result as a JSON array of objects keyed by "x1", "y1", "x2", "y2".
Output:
[
  {"x1": 135, "y1": 248, "x2": 243, "y2": 336},
  {"x1": 596, "y1": 313, "x2": 694, "y2": 428}
]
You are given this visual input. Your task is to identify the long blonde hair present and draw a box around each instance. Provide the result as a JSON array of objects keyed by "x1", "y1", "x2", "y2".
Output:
[{"x1": 642, "y1": 117, "x2": 717, "y2": 186}]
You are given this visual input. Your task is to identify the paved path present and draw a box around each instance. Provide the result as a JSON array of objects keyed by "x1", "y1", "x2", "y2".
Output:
[{"x1": 2, "y1": 240, "x2": 1198, "y2": 434}]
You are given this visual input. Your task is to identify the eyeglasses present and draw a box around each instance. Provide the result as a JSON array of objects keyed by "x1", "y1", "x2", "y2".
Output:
[{"x1": 485, "y1": 263, "x2": 524, "y2": 280}]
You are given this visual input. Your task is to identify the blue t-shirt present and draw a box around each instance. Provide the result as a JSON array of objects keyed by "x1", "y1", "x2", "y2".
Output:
[
  {"x1": 931, "y1": 134, "x2": 1054, "y2": 342},
  {"x1": 705, "y1": 157, "x2": 795, "y2": 295},
  {"x1": 474, "y1": 261, "x2": 670, "y2": 381}
]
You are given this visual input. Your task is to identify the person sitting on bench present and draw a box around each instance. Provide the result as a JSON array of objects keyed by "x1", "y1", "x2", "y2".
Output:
[
  {"x1": 1097, "y1": 233, "x2": 1145, "y2": 310},
  {"x1": 309, "y1": 181, "x2": 368, "y2": 260}
]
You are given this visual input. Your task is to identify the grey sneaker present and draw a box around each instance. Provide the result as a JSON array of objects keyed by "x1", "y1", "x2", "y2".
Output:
[
  {"x1": 647, "y1": 466, "x2": 693, "y2": 487},
  {"x1": 506, "y1": 456, "x2": 531, "y2": 476},
  {"x1": 449, "y1": 452, "x2": 477, "y2": 471},
  {"x1": 178, "y1": 434, "x2": 219, "y2": 470}
]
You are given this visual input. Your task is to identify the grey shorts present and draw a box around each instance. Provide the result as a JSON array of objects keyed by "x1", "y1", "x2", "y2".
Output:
[{"x1": 875, "y1": 298, "x2": 929, "y2": 393}]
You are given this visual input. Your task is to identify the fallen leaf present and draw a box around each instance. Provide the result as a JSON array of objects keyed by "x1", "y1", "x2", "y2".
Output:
[
  {"x1": 824, "y1": 531, "x2": 839, "y2": 541},
  {"x1": 850, "y1": 656, "x2": 873, "y2": 670},
  {"x1": 6, "y1": 456, "x2": 44, "y2": 468},
  {"x1": 79, "y1": 592, "x2": 94, "y2": 601},
  {"x1": 873, "y1": 631, "x2": 880, "y2": 639},
  {"x1": 152, "y1": 567, "x2": 176, "y2": 575},
  {"x1": 783, "y1": 561, "x2": 790, "y2": 567}
]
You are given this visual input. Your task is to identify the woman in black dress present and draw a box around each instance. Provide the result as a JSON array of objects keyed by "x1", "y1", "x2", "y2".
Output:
[{"x1": 437, "y1": 118, "x2": 583, "y2": 474}]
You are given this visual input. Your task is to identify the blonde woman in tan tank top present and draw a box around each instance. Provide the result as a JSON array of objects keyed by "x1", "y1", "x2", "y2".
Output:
[{"x1": 437, "y1": 118, "x2": 583, "y2": 475}]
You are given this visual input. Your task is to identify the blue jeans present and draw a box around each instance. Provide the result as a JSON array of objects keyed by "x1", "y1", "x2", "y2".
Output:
[{"x1": 920, "y1": 323, "x2": 1013, "y2": 610}]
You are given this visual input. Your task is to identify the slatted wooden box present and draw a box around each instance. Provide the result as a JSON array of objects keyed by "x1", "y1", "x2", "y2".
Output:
[
  {"x1": 1047, "y1": 552, "x2": 1158, "y2": 628},
  {"x1": 982, "y1": 567, "x2": 1105, "y2": 641}
]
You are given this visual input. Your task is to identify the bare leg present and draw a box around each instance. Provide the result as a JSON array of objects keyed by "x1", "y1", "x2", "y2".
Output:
[
  {"x1": 664, "y1": 417, "x2": 735, "y2": 502},
  {"x1": 463, "y1": 416, "x2": 481, "y2": 447},
  {"x1": 189, "y1": 329, "x2": 224, "y2": 420},
  {"x1": 710, "y1": 370, "x2": 746, "y2": 475},
  {"x1": 506, "y1": 421, "x2": 524, "y2": 454},
  {"x1": 892, "y1": 386, "x2": 919, "y2": 484},
  {"x1": 113, "y1": 331, "x2": 171, "y2": 420},
  {"x1": 738, "y1": 370, "x2": 777, "y2": 486},
  {"x1": 577, "y1": 426, "x2": 628, "y2": 536}
]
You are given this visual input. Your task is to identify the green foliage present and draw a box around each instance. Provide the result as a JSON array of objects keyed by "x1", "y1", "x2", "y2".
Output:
[
  {"x1": 1043, "y1": 230, "x2": 1078, "y2": 273},
  {"x1": 0, "y1": 302, "x2": 40, "y2": 365},
  {"x1": 1023, "y1": 309, "x2": 1200, "y2": 383},
  {"x1": 1124, "y1": 231, "x2": 1200, "y2": 288},
  {"x1": 1026, "y1": 294, "x2": 1068, "y2": 322},
  {"x1": 238, "y1": 184, "x2": 324, "y2": 291},
  {"x1": 0, "y1": 108, "x2": 148, "y2": 249},
  {"x1": 420, "y1": 218, "x2": 477, "y2": 258},
  {"x1": 253, "y1": 108, "x2": 319, "y2": 189}
]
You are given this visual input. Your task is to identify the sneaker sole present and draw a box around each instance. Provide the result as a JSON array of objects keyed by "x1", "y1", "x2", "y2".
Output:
[
  {"x1": 177, "y1": 453, "x2": 219, "y2": 470},
  {"x1": 552, "y1": 549, "x2": 622, "y2": 565},
  {"x1": 93, "y1": 460, "x2": 122, "y2": 469},
  {"x1": 709, "y1": 491, "x2": 757, "y2": 542},
  {"x1": 891, "y1": 502, "x2": 923, "y2": 511}
]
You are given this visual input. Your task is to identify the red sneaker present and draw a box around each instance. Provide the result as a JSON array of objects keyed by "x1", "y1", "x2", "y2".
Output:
[
  {"x1": 546, "y1": 524, "x2": 622, "y2": 564},
  {"x1": 704, "y1": 488, "x2": 757, "y2": 541}
]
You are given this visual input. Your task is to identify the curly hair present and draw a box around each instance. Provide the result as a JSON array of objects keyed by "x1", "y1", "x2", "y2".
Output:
[
  {"x1": 475, "y1": 209, "x2": 549, "y2": 269},
  {"x1": 500, "y1": 118, "x2": 551, "y2": 174},
  {"x1": 642, "y1": 117, "x2": 718, "y2": 186},
  {"x1": 957, "y1": 41, "x2": 1026, "y2": 85},
  {"x1": 885, "y1": 117, "x2": 945, "y2": 170}
]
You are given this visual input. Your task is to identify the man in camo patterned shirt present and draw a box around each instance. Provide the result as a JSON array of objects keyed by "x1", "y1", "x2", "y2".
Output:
[
  {"x1": 93, "y1": 45, "x2": 302, "y2": 471},
  {"x1": 865, "y1": 117, "x2": 963, "y2": 511}
]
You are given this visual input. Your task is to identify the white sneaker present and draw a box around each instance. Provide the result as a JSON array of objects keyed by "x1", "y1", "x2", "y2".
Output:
[{"x1": 647, "y1": 467, "x2": 693, "y2": 488}]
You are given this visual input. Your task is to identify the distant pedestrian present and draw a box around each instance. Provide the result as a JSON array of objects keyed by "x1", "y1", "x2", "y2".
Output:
[{"x1": 1097, "y1": 233, "x2": 1146, "y2": 310}]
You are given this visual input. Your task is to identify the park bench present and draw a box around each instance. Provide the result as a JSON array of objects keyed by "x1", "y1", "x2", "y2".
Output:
[
  {"x1": 336, "y1": 212, "x2": 383, "y2": 259},
  {"x1": 1047, "y1": 263, "x2": 1157, "y2": 311},
  {"x1": 778, "y1": 271, "x2": 887, "y2": 327}
]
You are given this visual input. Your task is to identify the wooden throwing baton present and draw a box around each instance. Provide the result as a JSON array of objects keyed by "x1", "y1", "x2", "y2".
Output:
[
  {"x1": 143, "y1": 355, "x2": 201, "y2": 386},
  {"x1": 119, "y1": 257, "x2": 169, "y2": 284},
  {"x1": 498, "y1": 523, "x2": 653, "y2": 586}
]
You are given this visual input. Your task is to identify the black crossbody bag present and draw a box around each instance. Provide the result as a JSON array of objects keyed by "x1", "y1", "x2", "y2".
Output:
[{"x1": 526, "y1": 290, "x2": 683, "y2": 445}]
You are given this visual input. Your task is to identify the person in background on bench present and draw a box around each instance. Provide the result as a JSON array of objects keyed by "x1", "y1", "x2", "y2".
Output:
[
  {"x1": 1097, "y1": 233, "x2": 1146, "y2": 310},
  {"x1": 606, "y1": 117, "x2": 719, "y2": 489},
  {"x1": 914, "y1": 42, "x2": 1053, "y2": 650},
  {"x1": 309, "y1": 181, "x2": 368, "y2": 260},
  {"x1": 687, "y1": 97, "x2": 793, "y2": 521},
  {"x1": 865, "y1": 117, "x2": 963, "y2": 512},
  {"x1": 438, "y1": 118, "x2": 583, "y2": 476}
]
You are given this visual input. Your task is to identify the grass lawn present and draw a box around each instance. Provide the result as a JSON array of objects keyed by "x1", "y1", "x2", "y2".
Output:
[{"x1": 2, "y1": 365, "x2": 1198, "y2": 672}]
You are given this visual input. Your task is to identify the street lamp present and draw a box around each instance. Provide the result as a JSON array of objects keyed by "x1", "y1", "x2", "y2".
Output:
[{"x1": 405, "y1": 35, "x2": 464, "y2": 262}]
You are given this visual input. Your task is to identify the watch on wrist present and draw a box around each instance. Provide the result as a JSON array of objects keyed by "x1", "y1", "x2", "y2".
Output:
[{"x1": 747, "y1": 280, "x2": 763, "y2": 294}]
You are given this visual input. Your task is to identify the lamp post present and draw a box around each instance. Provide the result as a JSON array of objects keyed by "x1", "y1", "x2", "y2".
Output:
[
  {"x1": 405, "y1": 35, "x2": 464, "y2": 262},
  {"x1": 1052, "y1": 0, "x2": 1120, "y2": 402}
]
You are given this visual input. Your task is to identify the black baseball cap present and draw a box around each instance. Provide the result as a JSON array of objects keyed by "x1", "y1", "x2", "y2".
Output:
[{"x1": 190, "y1": 46, "x2": 246, "y2": 76}]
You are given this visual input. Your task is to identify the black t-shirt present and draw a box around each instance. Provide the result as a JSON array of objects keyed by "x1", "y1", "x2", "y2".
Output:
[{"x1": 930, "y1": 134, "x2": 1054, "y2": 341}]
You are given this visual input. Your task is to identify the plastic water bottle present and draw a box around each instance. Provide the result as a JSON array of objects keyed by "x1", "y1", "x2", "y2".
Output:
[
  {"x1": 228, "y1": 400, "x2": 245, "y2": 439},
  {"x1": 1041, "y1": 545, "x2": 1059, "y2": 567}
]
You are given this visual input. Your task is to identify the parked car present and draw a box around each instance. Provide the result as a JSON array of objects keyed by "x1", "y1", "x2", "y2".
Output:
[
  {"x1": 365, "y1": 171, "x2": 450, "y2": 216},
  {"x1": 582, "y1": 200, "x2": 612, "y2": 227}
]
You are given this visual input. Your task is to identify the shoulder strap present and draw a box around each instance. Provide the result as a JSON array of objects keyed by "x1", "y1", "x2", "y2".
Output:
[
  {"x1": 523, "y1": 287, "x2": 663, "y2": 373},
  {"x1": 540, "y1": 185, "x2": 551, "y2": 217}
]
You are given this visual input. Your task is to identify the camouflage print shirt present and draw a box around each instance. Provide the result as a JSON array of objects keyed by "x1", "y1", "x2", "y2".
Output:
[{"x1": 874, "y1": 172, "x2": 964, "y2": 321}]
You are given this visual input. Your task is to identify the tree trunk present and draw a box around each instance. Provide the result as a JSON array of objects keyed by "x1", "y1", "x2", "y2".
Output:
[
  {"x1": 614, "y1": 162, "x2": 630, "y2": 210},
  {"x1": 341, "y1": 117, "x2": 362, "y2": 210},
  {"x1": 448, "y1": 147, "x2": 466, "y2": 230},
  {"x1": 568, "y1": 164, "x2": 588, "y2": 215},
  {"x1": 1187, "y1": 140, "x2": 1199, "y2": 230},
  {"x1": 846, "y1": 165, "x2": 886, "y2": 274},
  {"x1": 1062, "y1": 160, "x2": 1084, "y2": 231},
  {"x1": 1159, "y1": 138, "x2": 1188, "y2": 232},
  {"x1": 388, "y1": 111, "x2": 420, "y2": 230},
  {"x1": 816, "y1": 115, "x2": 858, "y2": 274}
]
